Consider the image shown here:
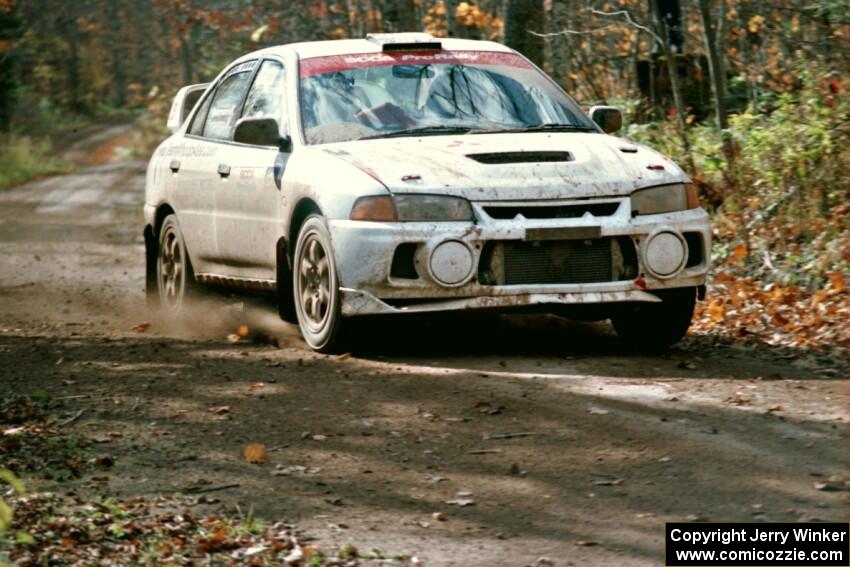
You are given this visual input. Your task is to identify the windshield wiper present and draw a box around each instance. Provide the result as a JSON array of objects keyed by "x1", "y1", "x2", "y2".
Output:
[
  {"x1": 474, "y1": 124, "x2": 597, "y2": 134},
  {"x1": 360, "y1": 125, "x2": 475, "y2": 140}
]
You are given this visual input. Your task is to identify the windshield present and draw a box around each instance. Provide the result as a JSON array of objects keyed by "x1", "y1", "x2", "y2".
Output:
[{"x1": 298, "y1": 50, "x2": 596, "y2": 144}]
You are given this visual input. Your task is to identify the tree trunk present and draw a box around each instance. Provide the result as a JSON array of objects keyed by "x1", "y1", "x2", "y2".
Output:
[
  {"x1": 0, "y1": 4, "x2": 21, "y2": 132},
  {"x1": 653, "y1": 1, "x2": 694, "y2": 173},
  {"x1": 382, "y1": 0, "x2": 418, "y2": 32},
  {"x1": 63, "y1": 13, "x2": 83, "y2": 113},
  {"x1": 106, "y1": 0, "x2": 126, "y2": 107},
  {"x1": 697, "y1": 0, "x2": 726, "y2": 129},
  {"x1": 504, "y1": 0, "x2": 545, "y2": 67}
]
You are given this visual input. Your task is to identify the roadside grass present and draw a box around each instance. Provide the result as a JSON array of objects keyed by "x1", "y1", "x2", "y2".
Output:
[
  {"x1": 0, "y1": 391, "x2": 414, "y2": 566},
  {"x1": 0, "y1": 135, "x2": 68, "y2": 191},
  {"x1": 2, "y1": 491, "x2": 413, "y2": 565}
]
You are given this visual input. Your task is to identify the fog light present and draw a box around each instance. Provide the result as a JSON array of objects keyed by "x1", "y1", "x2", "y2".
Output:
[
  {"x1": 429, "y1": 240, "x2": 473, "y2": 286},
  {"x1": 644, "y1": 232, "x2": 686, "y2": 277}
]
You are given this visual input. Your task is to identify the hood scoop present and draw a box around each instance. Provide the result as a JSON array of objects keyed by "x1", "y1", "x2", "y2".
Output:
[{"x1": 467, "y1": 151, "x2": 573, "y2": 165}]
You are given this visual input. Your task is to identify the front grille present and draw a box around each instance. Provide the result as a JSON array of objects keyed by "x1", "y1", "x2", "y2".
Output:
[
  {"x1": 483, "y1": 202, "x2": 620, "y2": 220},
  {"x1": 479, "y1": 237, "x2": 637, "y2": 286}
]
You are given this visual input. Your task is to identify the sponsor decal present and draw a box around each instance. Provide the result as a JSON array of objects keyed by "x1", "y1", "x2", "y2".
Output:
[{"x1": 299, "y1": 50, "x2": 531, "y2": 78}]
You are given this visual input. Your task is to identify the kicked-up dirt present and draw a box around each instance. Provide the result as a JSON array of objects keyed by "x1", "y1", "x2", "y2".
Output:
[{"x1": 0, "y1": 125, "x2": 847, "y2": 566}]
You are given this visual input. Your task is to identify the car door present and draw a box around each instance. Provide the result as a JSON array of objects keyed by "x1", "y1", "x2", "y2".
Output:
[
  {"x1": 175, "y1": 60, "x2": 257, "y2": 273},
  {"x1": 214, "y1": 58, "x2": 290, "y2": 281}
]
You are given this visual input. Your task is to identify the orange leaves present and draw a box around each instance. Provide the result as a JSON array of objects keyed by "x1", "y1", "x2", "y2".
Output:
[
  {"x1": 827, "y1": 273, "x2": 846, "y2": 293},
  {"x1": 747, "y1": 15, "x2": 765, "y2": 34},
  {"x1": 242, "y1": 443, "x2": 267, "y2": 464},
  {"x1": 706, "y1": 300, "x2": 726, "y2": 323},
  {"x1": 693, "y1": 273, "x2": 850, "y2": 349},
  {"x1": 732, "y1": 244, "x2": 748, "y2": 262},
  {"x1": 455, "y1": 2, "x2": 492, "y2": 29}
]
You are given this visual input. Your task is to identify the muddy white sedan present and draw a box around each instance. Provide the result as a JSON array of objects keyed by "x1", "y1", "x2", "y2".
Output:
[{"x1": 144, "y1": 33, "x2": 710, "y2": 352}]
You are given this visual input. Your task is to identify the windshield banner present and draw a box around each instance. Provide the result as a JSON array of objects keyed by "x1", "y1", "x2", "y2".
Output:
[{"x1": 299, "y1": 50, "x2": 532, "y2": 78}]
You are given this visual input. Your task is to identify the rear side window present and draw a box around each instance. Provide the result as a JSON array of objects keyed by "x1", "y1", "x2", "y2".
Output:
[
  {"x1": 201, "y1": 70, "x2": 253, "y2": 140},
  {"x1": 242, "y1": 60, "x2": 287, "y2": 131}
]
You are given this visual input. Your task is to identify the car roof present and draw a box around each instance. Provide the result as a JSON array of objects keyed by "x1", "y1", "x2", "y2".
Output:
[{"x1": 241, "y1": 35, "x2": 514, "y2": 62}]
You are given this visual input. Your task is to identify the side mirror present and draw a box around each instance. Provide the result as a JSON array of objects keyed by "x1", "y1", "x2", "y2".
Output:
[
  {"x1": 589, "y1": 105, "x2": 622, "y2": 134},
  {"x1": 167, "y1": 83, "x2": 210, "y2": 133},
  {"x1": 233, "y1": 117, "x2": 292, "y2": 152}
]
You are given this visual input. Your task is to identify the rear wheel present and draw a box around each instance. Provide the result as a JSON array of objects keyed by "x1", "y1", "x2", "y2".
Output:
[
  {"x1": 610, "y1": 287, "x2": 696, "y2": 351},
  {"x1": 293, "y1": 215, "x2": 346, "y2": 352},
  {"x1": 156, "y1": 214, "x2": 199, "y2": 317}
]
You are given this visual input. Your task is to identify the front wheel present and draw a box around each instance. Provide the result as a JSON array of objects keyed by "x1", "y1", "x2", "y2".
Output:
[
  {"x1": 610, "y1": 287, "x2": 696, "y2": 351},
  {"x1": 293, "y1": 215, "x2": 346, "y2": 352},
  {"x1": 156, "y1": 214, "x2": 200, "y2": 317}
]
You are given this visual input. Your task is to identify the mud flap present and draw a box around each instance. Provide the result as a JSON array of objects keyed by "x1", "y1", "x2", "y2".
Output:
[
  {"x1": 144, "y1": 225, "x2": 158, "y2": 308},
  {"x1": 276, "y1": 237, "x2": 297, "y2": 323}
]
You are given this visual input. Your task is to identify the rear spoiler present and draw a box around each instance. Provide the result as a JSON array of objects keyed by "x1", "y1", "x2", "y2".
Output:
[{"x1": 366, "y1": 33, "x2": 442, "y2": 52}]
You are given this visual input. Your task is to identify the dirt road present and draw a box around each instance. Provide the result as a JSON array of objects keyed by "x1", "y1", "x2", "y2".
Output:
[{"x1": 1, "y1": 127, "x2": 847, "y2": 566}]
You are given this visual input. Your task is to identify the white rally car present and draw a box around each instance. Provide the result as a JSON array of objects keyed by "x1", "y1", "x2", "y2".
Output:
[{"x1": 144, "y1": 33, "x2": 710, "y2": 352}]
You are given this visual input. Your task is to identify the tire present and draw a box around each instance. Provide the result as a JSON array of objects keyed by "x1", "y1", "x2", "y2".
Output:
[
  {"x1": 293, "y1": 215, "x2": 346, "y2": 352},
  {"x1": 610, "y1": 287, "x2": 696, "y2": 351},
  {"x1": 156, "y1": 214, "x2": 200, "y2": 317}
]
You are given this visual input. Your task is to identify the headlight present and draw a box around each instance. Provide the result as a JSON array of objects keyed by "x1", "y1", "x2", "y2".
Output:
[
  {"x1": 630, "y1": 183, "x2": 699, "y2": 216},
  {"x1": 350, "y1": 195, "x2": 474, "y2": 222}
]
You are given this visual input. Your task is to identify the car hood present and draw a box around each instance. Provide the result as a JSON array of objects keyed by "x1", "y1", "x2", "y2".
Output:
[{"x1": 319, "y1": 132, "x2": 687, "y2": 201}]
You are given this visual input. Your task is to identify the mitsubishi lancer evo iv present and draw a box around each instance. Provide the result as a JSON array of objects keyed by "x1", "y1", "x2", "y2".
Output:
[{"x1": 144, "y1": 32, "x2": 711, "y2": 352}]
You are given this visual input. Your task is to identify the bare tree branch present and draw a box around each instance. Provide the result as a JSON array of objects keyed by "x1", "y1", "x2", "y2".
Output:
[
  {"x1": 529, "y1": 6, "x2": 662, "y2": 44},
  {"x1": 588, "y1": 7, "x2": 662, "y2": 44}
]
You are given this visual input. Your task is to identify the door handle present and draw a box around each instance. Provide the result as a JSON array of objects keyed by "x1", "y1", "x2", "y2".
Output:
[
  {"x1": 217, "y1": 163, "x2": 231, "y2": 178},
  {"x1": 169, "y1": 159, "x2": 181, "y2": 173}
]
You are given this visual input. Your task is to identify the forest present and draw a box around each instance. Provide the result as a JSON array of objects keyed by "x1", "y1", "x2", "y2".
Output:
[
  {"x1": 0, "y1": 1, "x2": 848, "y2": 565},
  {"x1": 2, "y1": 0, "x2": 847, "y2": 345}
]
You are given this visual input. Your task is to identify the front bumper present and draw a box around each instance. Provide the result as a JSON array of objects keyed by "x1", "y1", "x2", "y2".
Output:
[{"x1": 328, "y1": 198, "x2": 710, "y2": 316}]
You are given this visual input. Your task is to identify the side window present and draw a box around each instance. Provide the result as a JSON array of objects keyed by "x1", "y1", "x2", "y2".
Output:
[
  {"x1": 241, "y1": 60, "x2": 287, "y2": 131},
  {"x1": 201, "y1": 71, "x2": 253, "y2": 140},
  {"x1": 188, "y1": 91, "x2": 213, "y2": 136}
]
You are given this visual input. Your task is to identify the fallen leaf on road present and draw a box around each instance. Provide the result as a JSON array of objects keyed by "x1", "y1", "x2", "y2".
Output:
[
  {"x1": 813, "y1": 479, "x2": 847, "y2": 491},
  {"x1": 243, "y1": 443, "x2": 267, "y2": 464},
  {"x1": 484, "y1": 432, "x2": 537, "y2": 440},
  {"x1": 575, "y1": 540, "x2": 598, "y2": 547},
  {"x1": 226, "y1": 334, "x2": 241, "y2": 343},
  {"x1": 272, "y1": 465, "x2": 321, "y2": 476},
  {"x1": 592, "y1": 478, "x2": 624, "y2": 486},
  {"x1": 94, "y1": 455, "x2": 115, "y2": 468},
  {"x1": 209, "y1": 406, "x2": 231, "y2": 415},
  {"x1": 132, "y1": 321, "x2": 151, "y2": 333},
  {"x1": 431, "y1": 512, "x2": 447, "y2": 521},
  {"x1": 337, "y1": 352, "x2": 352, "y2": 361}
]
